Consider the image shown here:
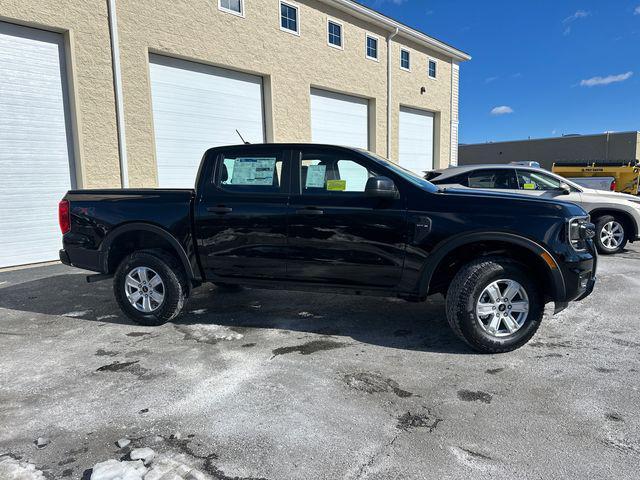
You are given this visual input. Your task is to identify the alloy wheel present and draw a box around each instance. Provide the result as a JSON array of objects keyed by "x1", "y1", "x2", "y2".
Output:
[
  {"x1": 600, "y1": 221, "x2": 624, "y2": 250},
  {"x1": 476, "y1": 279, "x2": 529, "y2": 337},
  {"x1": 125, "y1": 266, "x2": 165, "y2": 313}
]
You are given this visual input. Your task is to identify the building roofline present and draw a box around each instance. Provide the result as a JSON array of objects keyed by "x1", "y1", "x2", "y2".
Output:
[
  {"x1": 461, "y1": 131, "x2": 640, "y2": 147},
  {"x1": 321, "y1": 0, "x2": 471, "y2": 61}
]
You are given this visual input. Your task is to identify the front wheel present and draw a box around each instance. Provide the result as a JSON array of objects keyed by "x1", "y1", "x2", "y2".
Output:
[
  {"x1": 594, "y1": 215, "x2": 627, "y2": 254},
  {"x1": 445, "y1": 257, "x2": 544, "y2": 353},
  {"x1": 113, "y1": 250, "x2": 187, "y2": 326}
]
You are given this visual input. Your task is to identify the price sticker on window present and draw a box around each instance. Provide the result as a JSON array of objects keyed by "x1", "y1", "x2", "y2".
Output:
[
  {"x1": 326, "y1": 179, "x2": 347, "y2": 191},
  {"x1": 523, "y1": 183, "x2": 536, "y2": 190}
]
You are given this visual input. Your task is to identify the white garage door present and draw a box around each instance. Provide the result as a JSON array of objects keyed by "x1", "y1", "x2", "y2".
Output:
[
  {"x1": 0, "y1": 22, "x2": 74, "y2": 268},
  {"x1": 398, "y1": 106, "x2": 434, "y2": 174},
  {"x1": 310, "y1": 88, "x2": 369, "y2": 149},
  {"x1": 149, "y1": 55, "x2": 265, "y2": 188}
]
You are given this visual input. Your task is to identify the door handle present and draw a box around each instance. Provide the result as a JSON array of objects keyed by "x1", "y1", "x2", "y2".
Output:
[
  {"x1": 207, "y1": 206, "x2": 233, "y2": 214},
  {"x1": 295, "y1": 207, "x2": 324, "y2": 215}
]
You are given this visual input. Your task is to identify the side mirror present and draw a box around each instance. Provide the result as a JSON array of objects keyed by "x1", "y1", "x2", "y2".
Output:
[
  {"x1": 558, "y1": 182, "x2": 571, "y2": 195},
  {"x1": 365, "y1": 176, "x2": 398, "y2": 199}
]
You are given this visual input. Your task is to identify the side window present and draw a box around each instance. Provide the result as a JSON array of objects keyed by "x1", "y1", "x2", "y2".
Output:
[
  {"x1": 300, "y1": 152, "x2": 379, "y2": 195},
  {"x1": 516, "y1": 170, "x2": 562, "y2": 191},
  {"x1": 467, "y1": 169, "x2": 517, "y2": 189},
  {"x1": 217, "y1": 153, "x2": 284, "y2": 194}
]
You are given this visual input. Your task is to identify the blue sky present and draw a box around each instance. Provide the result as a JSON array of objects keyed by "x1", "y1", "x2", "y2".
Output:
[{"x1": 361, "y1": 0, "x2": 640, "y2": 144}]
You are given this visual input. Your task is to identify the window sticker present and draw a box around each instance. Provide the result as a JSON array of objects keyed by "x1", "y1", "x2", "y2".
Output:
[
  {"x1": 305, "y1": 164, "x2": 326, "y2": 188},
  {"x1": 326, "y1": 179, "x2": 347, "y2": 191},
  {"x1": 523, "y1": 183, "x2": 536, "y2": 190},
  {"x1": 230, "y1": 158, "x2": 276, "y2": 186}
]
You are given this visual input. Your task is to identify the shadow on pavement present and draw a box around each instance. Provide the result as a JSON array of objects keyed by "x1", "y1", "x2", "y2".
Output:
[{"x1": 0, "y1": 271, "x2": 471, "y2": 354}]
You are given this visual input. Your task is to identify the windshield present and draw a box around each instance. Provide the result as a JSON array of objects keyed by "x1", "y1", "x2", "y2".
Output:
[{"x1": 359, "y1": 150, "x2": 439, "y2": 192}]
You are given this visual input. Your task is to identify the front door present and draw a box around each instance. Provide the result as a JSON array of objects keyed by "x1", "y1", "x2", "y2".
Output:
[
  {"x1": 287, "y1": 147, "x2": 406, "y2": 288},
  {"x1": 194, "y1": 147, "x2": 290, "y2": 280}
]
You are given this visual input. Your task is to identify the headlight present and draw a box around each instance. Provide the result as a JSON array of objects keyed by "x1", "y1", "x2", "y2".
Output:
[{"x1": 568, "y1": 216, "x2": 595, "y2": 251}]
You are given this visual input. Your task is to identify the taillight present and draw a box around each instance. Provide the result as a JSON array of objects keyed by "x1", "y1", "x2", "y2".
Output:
[
  {"x1": 610, "y1": 180, "x2": 616, "y2": 191},
  {"x1": 59, "y1": 199, "x2": 70, "y2": 234}
]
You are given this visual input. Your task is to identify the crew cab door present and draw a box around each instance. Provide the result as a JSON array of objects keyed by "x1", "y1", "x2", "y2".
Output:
[
  {"x1": 286, "y1": 147, "x2": 406, "y2": 288},
  {"x1": 194, "y1": 146, "x2": 290, "y2": 280}
]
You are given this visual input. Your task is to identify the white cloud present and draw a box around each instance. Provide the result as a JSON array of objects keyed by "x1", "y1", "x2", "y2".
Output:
[
  {"x1": 563, "y1": 10, "x2": 590, "y2": 35},
  {"x1": 580, "y1": 71, "x2": 633, "y2": 87},
  {"x1": 484, "y1": 76, "x2": 499, "y2": 84},
  {"x1": 634, "y1": 5, "x2": 640, "y2": 15},
  {"x1": 490, "y1": 106, "x2": 514, "y2": 115}
]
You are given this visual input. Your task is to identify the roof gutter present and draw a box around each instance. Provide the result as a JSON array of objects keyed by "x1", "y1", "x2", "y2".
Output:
[
  {"x1": 107, "y1": 0, "x2": 129, "y2": 188},
  {"x1": 323, "y1": 0, "x2": 471, "y2": 61},
  {"x1": 387, "y1": 27, "x2": 399, "y2": 159}
]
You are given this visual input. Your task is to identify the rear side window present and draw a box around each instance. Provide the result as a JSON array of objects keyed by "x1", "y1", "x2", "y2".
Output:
[
  {"x1": 217, "y1": 153, "x2": 284, "y2": 194},
  {"x1": 467, "y1": 169, "x2": 517, "y2": 189}
]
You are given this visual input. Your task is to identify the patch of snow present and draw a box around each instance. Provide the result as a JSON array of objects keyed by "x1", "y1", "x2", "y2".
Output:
[
  {"x1": 298, "y1": 311, "x2": 314, "y2": 318},
  {"x1": 249, "y1": 303, "x2": 261, "y2": 309},
  {"x1": 0, "y1": 455, "x2": 46, "y2": 480},
  {"x1": 90, "y1": 459, "x2": 147, "y2": 480},
  {"x1": 117, "y1": 438, "x2": 131, "y2": 449},
  {"x1": 90, "y1": 453, "x2": 211, "y2": 480},
  {"x1": 34, "y1": 437, "x2": 49, "y2": 449},
  {"x1": 189, "y1": 309, "x2": 207, "y2": 315},
  {"x1": 62, "y1": 310, "x2": 91, "y2": 318},
  {"x1": 130, "y1": 447, "x2": 155, "y2": 465},
  {"x1": 177, "y1": 324, "x2": 243, "y2": 343},
  {"x1": 97, "y1": 315, "x2": 118, "y2": 321}
]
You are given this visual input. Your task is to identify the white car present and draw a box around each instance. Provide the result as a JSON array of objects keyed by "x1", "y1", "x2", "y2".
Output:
[{"x1": 428, "y1": 164, "x2": 640, "y2": 254}]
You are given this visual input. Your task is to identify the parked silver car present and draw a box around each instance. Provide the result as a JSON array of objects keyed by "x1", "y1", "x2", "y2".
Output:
[{"x1": 427, "y1": 164, "x2": 640, "y2": 254}]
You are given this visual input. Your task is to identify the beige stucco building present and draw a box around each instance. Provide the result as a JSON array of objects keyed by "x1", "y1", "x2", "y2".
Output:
[{"x1": 0, "y1": 0, "x2": 469, "y2": 267}]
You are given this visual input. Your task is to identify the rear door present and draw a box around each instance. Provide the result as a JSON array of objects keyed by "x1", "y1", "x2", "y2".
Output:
[
  {"x1": 194, "y1": 146, "x2": 290, "y2": 280},
  {"x1": 286, "y1": 147, "x2": 406, "y2": 288}
]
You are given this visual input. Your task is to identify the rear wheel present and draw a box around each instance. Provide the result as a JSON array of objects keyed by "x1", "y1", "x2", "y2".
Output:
[
  {"x1": 594, "y1": 215, "x2": 627, "y2": 254},
  {"x1": 445, "y1": 257, "x2": 544, "y2": 353},
  {"x1": 114, "y1": 250, "x2": 187, "y2": 326}
]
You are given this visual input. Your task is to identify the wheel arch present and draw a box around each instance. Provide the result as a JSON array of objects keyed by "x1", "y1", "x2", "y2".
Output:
[
  {"x1": 419, "y1": 232, "x2": 566, "y2": 302},
  {"x1": 100, "y1": 223, "x2": 197, "y2": 283},
  {"x1": 589, "y1": 208, "x2": 637, "y2": 239}
]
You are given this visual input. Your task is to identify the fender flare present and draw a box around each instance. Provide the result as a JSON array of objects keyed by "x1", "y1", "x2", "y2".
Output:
[
  {"x1": 100, "y1": 222, "x2": 197, "y2": 281},
  {"x1": 418, "y1": 231, "x2": 566, "y2": 301}
]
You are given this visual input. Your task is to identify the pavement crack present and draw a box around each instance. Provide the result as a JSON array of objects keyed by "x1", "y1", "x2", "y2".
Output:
[{"x1": 353, "y1": 432, "x2": 400, "y2": 480}]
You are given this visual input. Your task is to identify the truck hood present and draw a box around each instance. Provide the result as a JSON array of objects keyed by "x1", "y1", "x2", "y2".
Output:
[{"x1": 438, "y1": 186, "x2": 574, "y2": 206}]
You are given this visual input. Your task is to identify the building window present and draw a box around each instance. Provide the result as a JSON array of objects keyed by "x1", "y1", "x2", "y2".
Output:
[
  {"x1": 400, "y1": 49, "x2": 410, "y2": 70},
  {"x1": 327, "y1": 20, "x2": 342, "y2": 48},
  {"x1": 280, "y1": 2, "x2": 299, "y2": 35},
  {"x1": 366, "y1": 35, "x2": 378, "y2": 60},
  {"x1": 218, "y1": 0, "x2": 243, "y2": 16},
  {"x1": 428, "y1": 59, "x2": 437, "y2": 78}
]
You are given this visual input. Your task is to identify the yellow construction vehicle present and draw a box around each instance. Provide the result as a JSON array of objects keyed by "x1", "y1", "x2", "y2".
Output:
[{"x1": 552, "y1": 161, "x2": 640, "y2": 195}]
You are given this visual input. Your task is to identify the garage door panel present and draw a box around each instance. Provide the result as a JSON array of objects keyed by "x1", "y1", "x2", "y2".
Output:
[
  {"x1": 150, "y1": 54, "x2": 264, "y2": 188},
  {"x1": 0, "y1": 22, "x2": 73, "y2": 268},
  {"x1": 398, "y1": 106, "x2": 434, "y2": 174},
  {"x1": 310, "y1": 88, "x2": 369, "y2": 150}
]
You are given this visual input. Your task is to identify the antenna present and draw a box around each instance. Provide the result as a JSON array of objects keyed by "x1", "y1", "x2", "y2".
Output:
[{"x1": 236, "y1": 129, "x2": 250, "y2": 145}]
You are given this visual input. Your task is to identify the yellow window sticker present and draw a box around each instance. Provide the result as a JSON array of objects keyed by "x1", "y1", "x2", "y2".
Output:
[
  {"x1": 326, "y1": 179, "x2": 347, "y2": 191},
  {"x1": 523, "y1": 183, "x2": 536, "y2": 190}
]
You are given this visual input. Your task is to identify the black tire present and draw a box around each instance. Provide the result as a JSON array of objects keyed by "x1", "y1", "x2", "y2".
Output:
[
  {"x1": 113, "y1": 249, "x2": 187, "y2": 326},
  {"x1": 594, "y1": 215, "x2": 627, "y2": 254},
  {"x1": 445, "y1": 257, "x2": 544, "y2": 353}
]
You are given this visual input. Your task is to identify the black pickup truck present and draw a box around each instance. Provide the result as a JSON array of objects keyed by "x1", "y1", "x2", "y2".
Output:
[{"x1": 59, "y1": 144, "x2": 597, "y2": 353}]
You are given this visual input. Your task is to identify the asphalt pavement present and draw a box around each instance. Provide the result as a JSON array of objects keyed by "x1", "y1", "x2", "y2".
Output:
[{"x1": 0, "y1": 246, "x2": 639, "y2": 479}]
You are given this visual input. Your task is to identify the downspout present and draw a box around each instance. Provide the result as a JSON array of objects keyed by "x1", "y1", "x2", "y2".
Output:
[
  {"x1": 449, "y1": 57, "x2": 454, "y2": 166},
  {"x1": 386, "y1": 27, "x2": 399, "y2": 159},
  {"x1": 107, "y1": 0, "x2": 129, "y2": 188}
]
